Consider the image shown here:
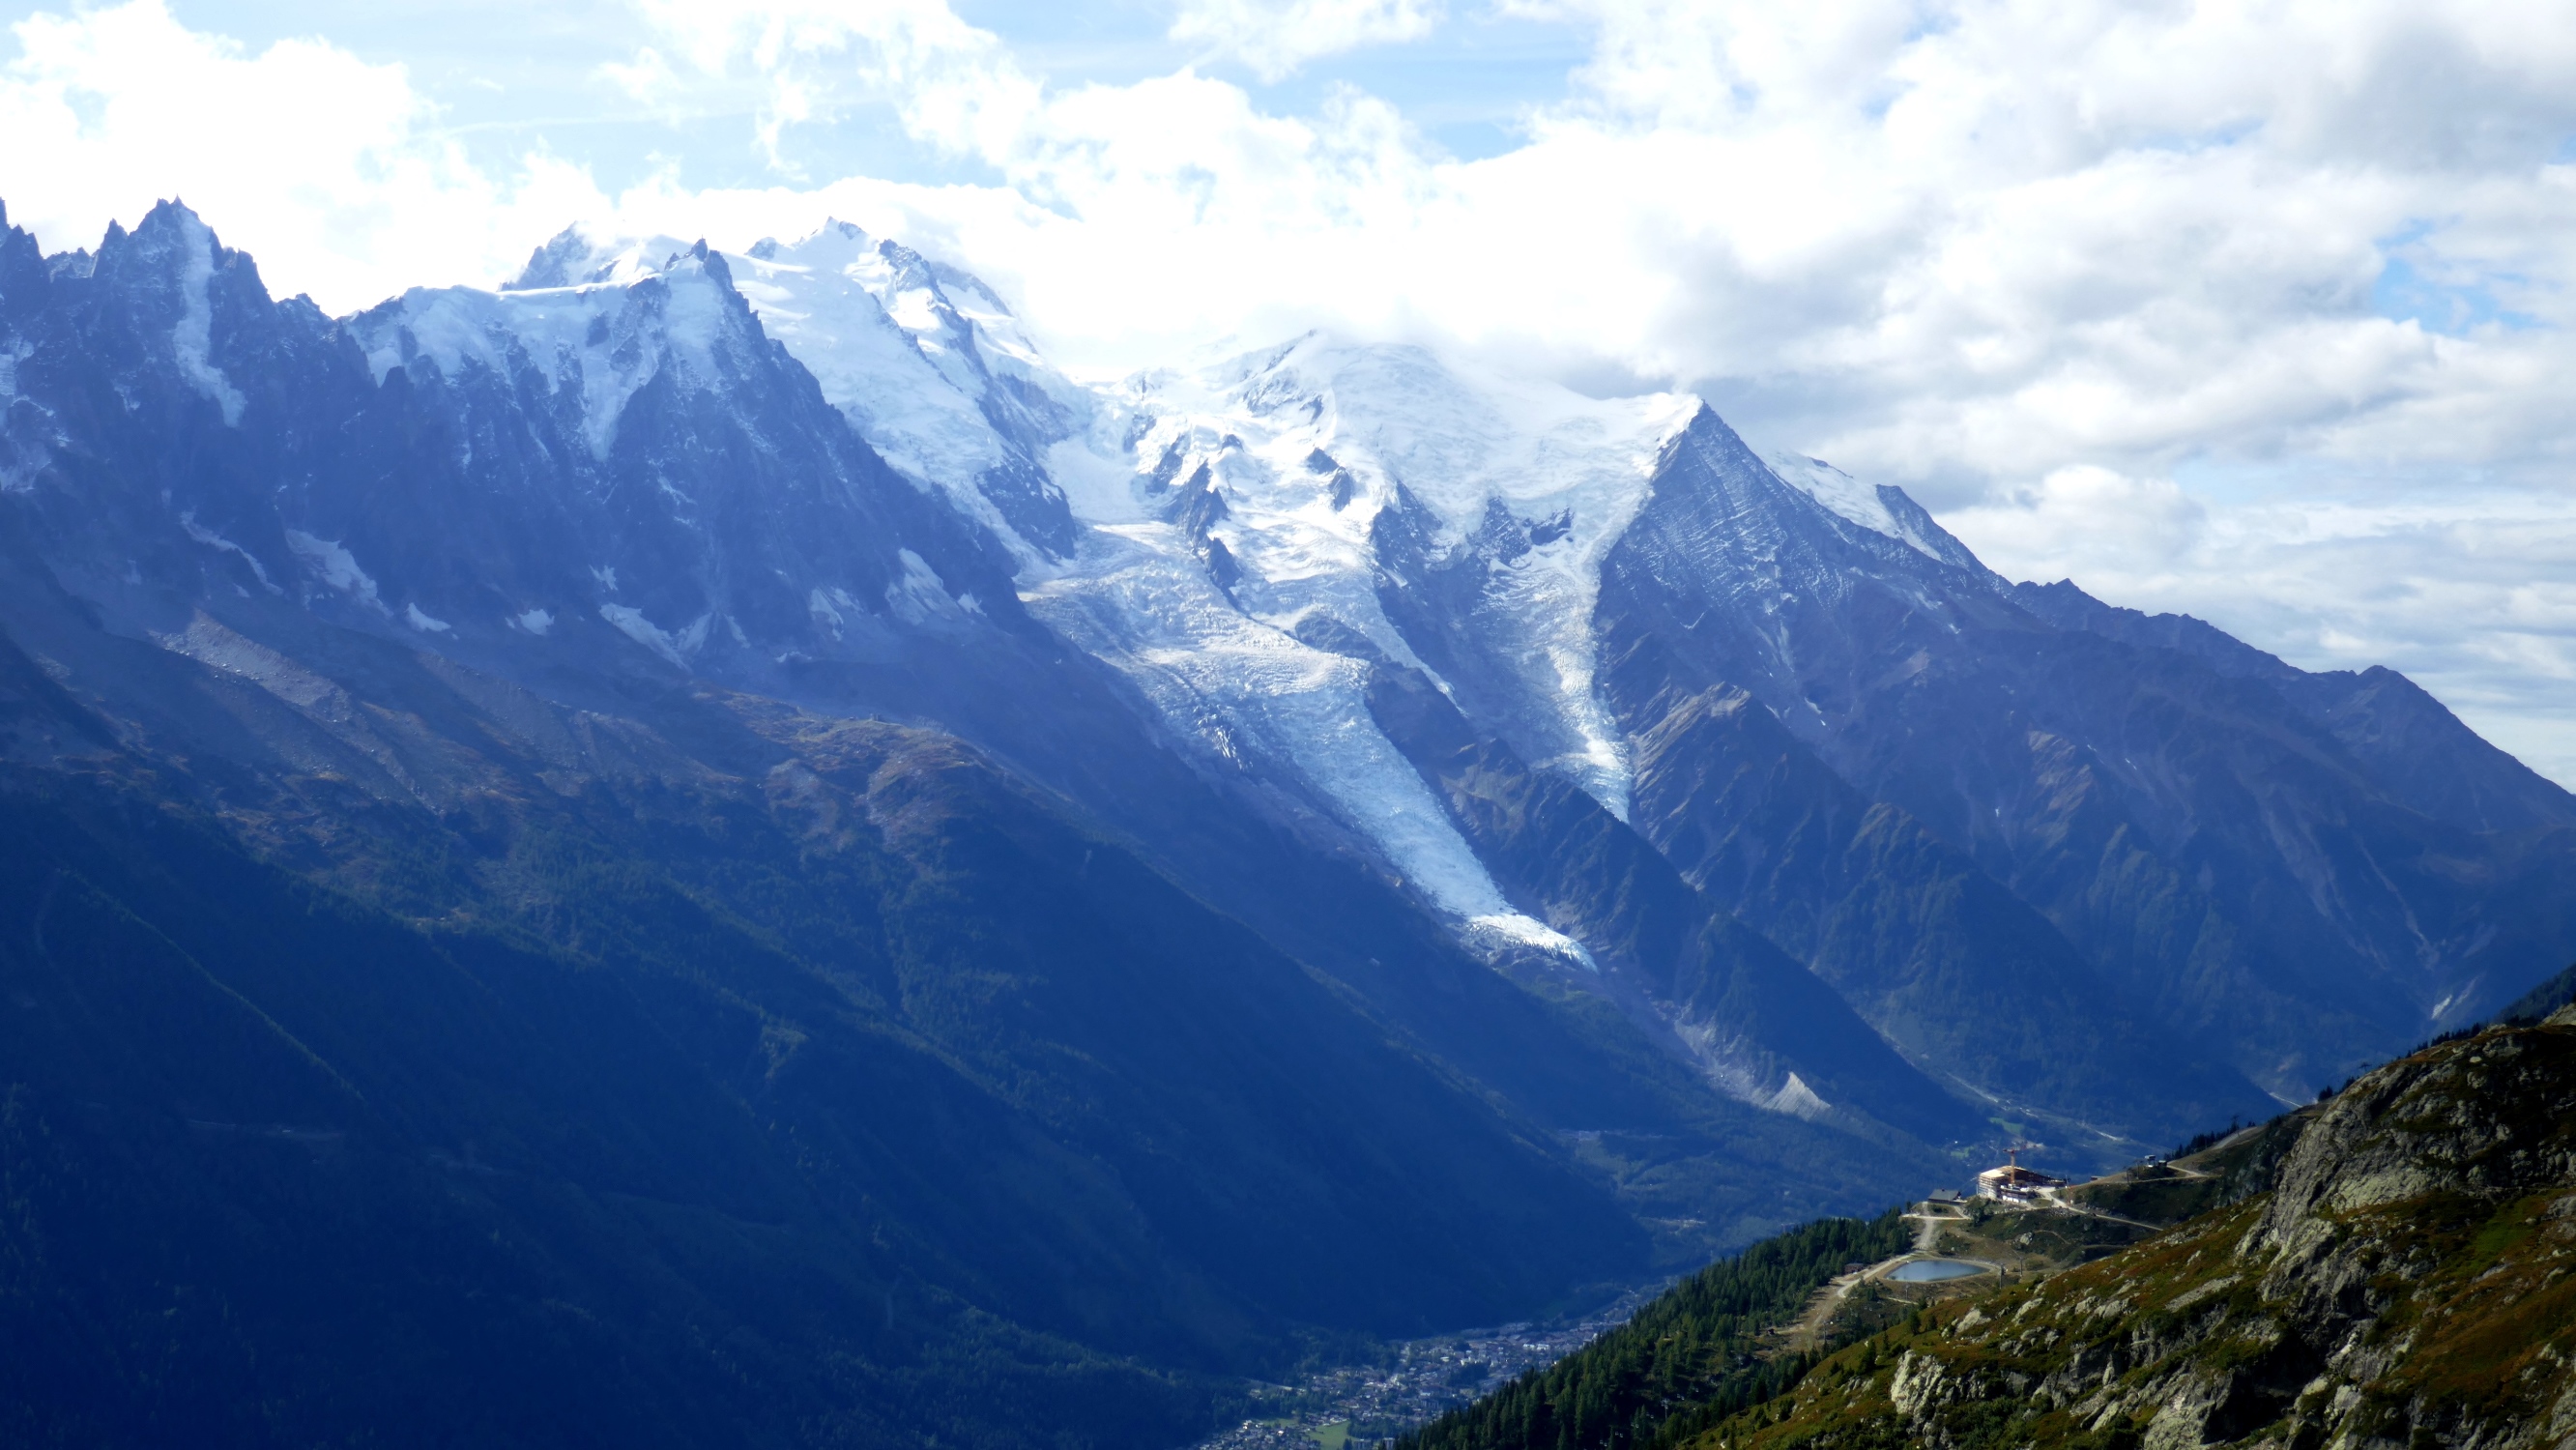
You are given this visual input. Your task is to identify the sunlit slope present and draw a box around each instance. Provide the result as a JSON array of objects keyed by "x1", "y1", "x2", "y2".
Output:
[{"x1": 1696, "y1": 1007, "x2": 2576, "y2": 1449}]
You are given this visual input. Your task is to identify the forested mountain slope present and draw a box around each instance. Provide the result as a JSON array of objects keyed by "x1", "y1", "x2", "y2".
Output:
[
  {"x1": 1395, "y1": 1214, "x2": 1912, "y2": 1450},
  {"x1": 0, "y1": 671, "x2": 1665, "y2": 1446}
]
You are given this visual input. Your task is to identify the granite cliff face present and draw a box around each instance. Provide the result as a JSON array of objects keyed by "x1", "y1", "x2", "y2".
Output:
[{"x1": 1697, "y1": 1004, "x2": 2576, "y2": 1450}]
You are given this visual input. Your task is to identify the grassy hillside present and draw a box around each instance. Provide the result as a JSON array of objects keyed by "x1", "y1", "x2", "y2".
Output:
[{"x1": 1685, "y1": 1008, "x2": 2576, "y2": 1450}]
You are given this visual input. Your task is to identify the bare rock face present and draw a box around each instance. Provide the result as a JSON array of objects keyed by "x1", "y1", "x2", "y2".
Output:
[{"x1": 1696, "y1": 1005, "x2": 2576, "y2": 1450}]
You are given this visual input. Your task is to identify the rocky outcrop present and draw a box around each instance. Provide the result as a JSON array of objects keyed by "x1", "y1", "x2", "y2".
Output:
[{"x1": 1698, "y1": 1005, "x2": 2576, "y2": 1450}]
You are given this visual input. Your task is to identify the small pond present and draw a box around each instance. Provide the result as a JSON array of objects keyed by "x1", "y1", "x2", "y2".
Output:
[{"x1": 1887, "y1": 1259, "x2": 1987, "y2": 1283}]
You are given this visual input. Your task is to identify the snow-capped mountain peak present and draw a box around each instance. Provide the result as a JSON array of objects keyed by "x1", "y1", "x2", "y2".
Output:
[
  {"x1": 1129, "y1": 333, "x2": 1701, "y2": 540},
  {"x1": 728, "y1": 220, "x2": 1083, "y2": 556},
  {"x1": 1763, "y1": 450, "x2": 1993, "y2": 575},
  {"x1": 11, "y1": 190, "x2": 2561, "y2": 1172},
  {"x1": 1085, "y1": 334, "x2": 1698, "y2": 822},
  {"x1": 361, "y1": 240, "x2": 756, "y2": 463},
  {"x1": 502, "y1": 223, "x2": 700, "y2": 292},
  {"x1": 503, "y1": 218, "x2": 1084, "y2": 560}
]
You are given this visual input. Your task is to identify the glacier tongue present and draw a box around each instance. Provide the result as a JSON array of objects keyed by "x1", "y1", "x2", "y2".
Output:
[
  {"x1": 1279, "y1": 339, "x2": 1698, "y2": 820},
  {"x1": 1010, "y1": 333, "x2": 1694, "y2": 947},
  {"x1": 1021, "y1": 522, "x2": 1580, "y2": 955}
]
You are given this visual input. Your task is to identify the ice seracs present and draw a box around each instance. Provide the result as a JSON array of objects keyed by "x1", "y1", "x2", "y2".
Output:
[
  {"x1": 1015, "y1": 333, "x2": 1702, "y2": 959},
  {"x1": 1023, "y1": 520, "x2": 1592, "y2": 963},
  {"x1": 1088, "y1": 334, "x2": 1703, "y2": 826}
]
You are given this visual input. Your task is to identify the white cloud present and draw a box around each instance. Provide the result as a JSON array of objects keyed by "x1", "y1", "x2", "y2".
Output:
[
  {"x1": 583, "y1": 0, "x2": 2576, "y2": 473},
  {"x1": 597, "y1": 44, "x2": 685, "y2": 110},
  {"x1": 1945, "y1": 465, "x2": 2208, "y2": 572},
  {"x1": 0, "y1": 0, "x2": 607, "y2": 308},
  {"x1": 614, "y1": 0, "x2": 1039, "y2": 168},
  {"x1": 1947, "y1": 480, "x2": 2576, "y2": 785},
  {"x1": 1170, "y1": 0, "x2": 1445, "y2": 82}
]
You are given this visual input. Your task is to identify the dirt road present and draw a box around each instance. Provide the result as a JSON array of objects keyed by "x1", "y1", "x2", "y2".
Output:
[{"x1": 1777, "y1": 1207, "x2": 1966, "y2": 1350}]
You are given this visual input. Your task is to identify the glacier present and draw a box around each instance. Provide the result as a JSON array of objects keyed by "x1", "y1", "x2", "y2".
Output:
[
  {"x1": 1012, "y1": 334, "x2": 1705, "y2": 962},
  {"x1": 412, "y1": 220, "x2": 1924, "y2": 986},
  {"x1": 467, "y1": 224, "x2": 1657, "y2": 960}
]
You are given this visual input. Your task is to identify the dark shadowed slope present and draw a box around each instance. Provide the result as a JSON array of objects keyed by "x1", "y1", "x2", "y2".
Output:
[{"x1": 0, "y1": 662, "x2": 1658, "y2": 1446}]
